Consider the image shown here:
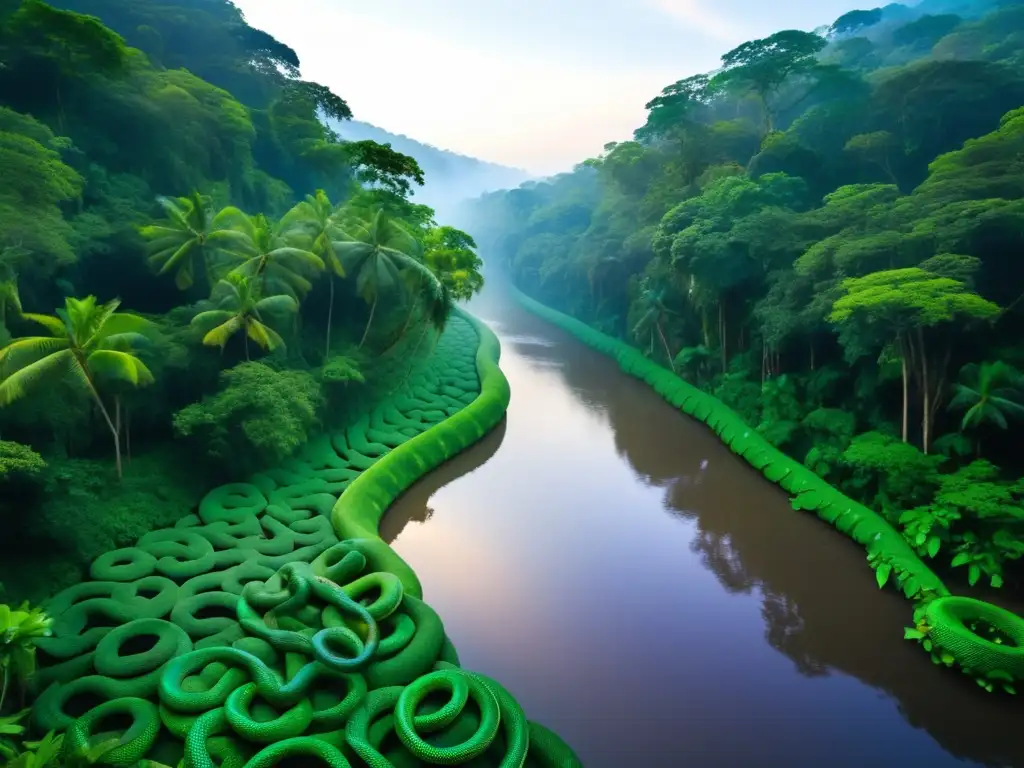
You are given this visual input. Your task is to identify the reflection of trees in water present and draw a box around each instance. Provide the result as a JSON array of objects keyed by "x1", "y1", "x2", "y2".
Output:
[
  {"x1": 761, "y1": 591, "x2": 828, "y2": 678},
  {"x1": 690, "y1": 529, "x2": 753, "y2": 595},
  {"x1": 515, "y1": 323, "x2": 1024, "y2": 767},
  {"x1": 380, "y1": 419, "x2": 505, "y2": 544}
]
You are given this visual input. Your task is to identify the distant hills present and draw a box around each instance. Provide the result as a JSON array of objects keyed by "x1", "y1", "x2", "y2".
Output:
[{"x1": 326, "y1": 119, "x2": 533, "y2": 221}]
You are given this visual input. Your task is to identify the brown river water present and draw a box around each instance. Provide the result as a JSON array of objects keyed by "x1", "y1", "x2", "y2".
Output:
[{"x1": 382, "y1": 282, "x2": 1024, "y2": 768}]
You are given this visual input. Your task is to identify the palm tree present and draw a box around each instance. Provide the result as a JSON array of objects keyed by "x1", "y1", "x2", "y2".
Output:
[
  {"x1": 631, "y1": 279, "x2": 678, "y2": 372},
  {"x1": 335, "y1": 209, "x2": 441, "y2": 348},
  {"x1": 948, "y1": 361, "x2": 1024, "y2": 449},
  {"x1": 191, "y1": 274, "x2": 298, "y2": 360},
  {"x1": 0, "y1": 297, "x2": 154, "y2": 479},
  {"x1": 223, "y1": 213, "x2": 324, "y2": 300},
  {"x1": 139, "y1": 192, "x2": 248, "y2": 291},
  {"x1": 279, "y1": 190, "x2": 346, "y2": 360}
]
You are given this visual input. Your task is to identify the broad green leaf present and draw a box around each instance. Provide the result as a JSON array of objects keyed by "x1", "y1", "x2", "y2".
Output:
[
  {"x1": 968, "y1": 564, "x2": 981, "y2": 586},
  {"x1": 202, "y1": 316, "x2": 244, "y2": 349},
  {"x1": 0, "y1": 349, "x2": 72, "y2": 406},
  {"x1": 19, "y1": 313, "x2": 66, "y2": 337},
  {"x1": 87, "y1": 350, "x2": 154, "y2": 387},
  {"x1": 926, "y1": 536, "x2": 941, "y2": 558},
  {"x1": 876, "y1": 563, "x2": 892, "y2": 589}
]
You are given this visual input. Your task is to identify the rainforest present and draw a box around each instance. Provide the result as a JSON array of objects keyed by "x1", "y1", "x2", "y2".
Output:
[{"x1": 4, "y1": 0, "x2": 1024, "y2": 765}]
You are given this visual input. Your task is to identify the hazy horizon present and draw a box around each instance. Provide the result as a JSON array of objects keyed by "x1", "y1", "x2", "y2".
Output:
[{"x1": 232, "y1": 0, "x2": 872, "y2": 175}]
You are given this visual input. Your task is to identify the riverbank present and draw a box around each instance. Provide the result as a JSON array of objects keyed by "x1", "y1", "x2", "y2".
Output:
[
  {"x1": 24, "y1": 310, "x2": 580, "y2": 766},
  {"x1": 512, "y1": 286, "x2": 1024, "y2": 693}
]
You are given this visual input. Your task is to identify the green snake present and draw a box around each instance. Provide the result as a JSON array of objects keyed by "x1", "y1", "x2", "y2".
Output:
[{"x1": 237, "y1": 560, "x2": 381, "y2": 671}]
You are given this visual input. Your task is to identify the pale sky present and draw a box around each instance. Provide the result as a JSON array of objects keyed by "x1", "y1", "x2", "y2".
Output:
[{"x1": 233, "y1": 0, "x2": 865, "y2": 175}]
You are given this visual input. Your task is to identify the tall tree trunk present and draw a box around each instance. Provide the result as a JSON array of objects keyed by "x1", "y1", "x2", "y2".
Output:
[
  {"x1": 244, "y1": 333, "x2": 250, "y2": 361},
  {"x1": 922, "y1": 349, "x2": 930, "y2": 455},
  {"x1": 324, "y1": 276, "x2": 335, "y2": 362},
  {"x1": 809, "y1": 340, "x2": 815, "y2": 372},
  {"x1": 656, "y1": 319, "x2": 676, "y2": 372},
  {"x1": 115, "y1": 396, "x2": 122, "y2": 471},
  {"x1": 900, "y1": 339, "x2": 909, "y2": 444},
  {"x1": 719, "y1": 301, "x2": 727, "y2": 372},
  {"x1": 126, "y1": 407, "x2": 132, "y2": 465},
  {"x1": 88, "y1": 386, "x2": 121, "y2": 480},
  {"x1": 927, "y1": 346, "x2": 951, "y2": 454},
  {"x1": 359, "y1": 297, "x2": 378, "y2": 349}
]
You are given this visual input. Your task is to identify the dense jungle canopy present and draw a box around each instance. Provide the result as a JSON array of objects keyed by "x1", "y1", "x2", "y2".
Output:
[
  {"x1": 0, "y1": 0, "x2": 485, "y2": 598},
  {"x1": 463, "y1": 0, "x2": 1024, "y2": 596}
]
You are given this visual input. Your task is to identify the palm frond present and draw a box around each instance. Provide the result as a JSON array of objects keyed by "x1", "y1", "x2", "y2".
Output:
[
  {"x1": 0, "y1": 349, "x2": 72, "y2": 406},
  {"x1": 97, "y1": 312, "x2": 153, "y2": 340},
  {"x1": 254, "y1": 295, "x2": 299, "y2": 316},
  {"x1": 20, "y1": 313, "x2": 66, "y2": 338},
  {"x1": 99, "y1": 332, "x2": 151, "y2": 352},
  {"x1": 246, "y1": 319, "x2": 284, "y2": 351},
  {"x1": 87, "y1": 350, "x2": 155, "y2": 387},
  {"x1": 0, "y1": 337, "x2": 69, "y2": 376},
  {"x1": 202, "y1": 316, "x2": 244, "y2": 348},
  {"x1": 191, "y1": 310, "x2": 236, "y2": 333}
]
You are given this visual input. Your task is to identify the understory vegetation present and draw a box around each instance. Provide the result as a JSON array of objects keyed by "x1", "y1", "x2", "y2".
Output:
[
  {"x1": 465, "y1": 0, "x2": 1024, "y2": 596},
  {"x1": 0, "y1": 0, "x2": 484, "y2": 600}
]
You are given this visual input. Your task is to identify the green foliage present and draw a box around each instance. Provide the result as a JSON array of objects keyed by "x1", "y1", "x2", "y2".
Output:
[
  {"x1": 0, "y1": 441, "x2": 45, "y2": 482},
  {"x1": 173, "y1": 362, "x2": 322, "y2": 474},
  {"x1": 321, "y1": 354, "x2": 365, "y2": 386},
  {"x1": 839, "y1": 431, "x2": 942, "y2": 513},
  {"x1": 948, "y1": 361, "x2": 1024, "y2": 432},
  {"x1": 191, "y1": 274, "x2": 297, "y2": 357},
  {"x1": 0, "y1": 599, "x2": 51, "y2": 719}
]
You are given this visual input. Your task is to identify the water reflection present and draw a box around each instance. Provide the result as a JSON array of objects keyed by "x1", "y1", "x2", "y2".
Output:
[{"x1": 385, "y1": 288, "x2": 1021, "y2": 768}]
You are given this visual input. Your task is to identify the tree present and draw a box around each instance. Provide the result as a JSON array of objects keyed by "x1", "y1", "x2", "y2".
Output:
[
  {"x1": 5, "y1": 0, "x2": 129, "y2": 132},
  {"x1": 139, "y1": 192, "x2": 248, "y2": 291},
  {"x1": 422, "y1": 226, "x2": 485, "y2": 302},
  {"x1": 829, "y1": 267, "x2": 1000, "y2": 453},
  {"x1": 0, "y1": 108, "x2": 82, "y2": 270},
  {"x1": 712, "y1": 30, "x2": 827, "y2": 133},
  {"x1": 190, "y1": 274, "x2": 297, "y2": 361},
  {"x1": 173, "y1": 362, "x2": 321, "y2": 475},
  {"x1": 830, "y1": 9, "x2": 883, "y2": 38},
  {"x1": 0, "y1": 296, "x2": 154, "y2": 478},
  {"x1": 342, "y1": 140, "x2": 426, "y2": 198},
  {"x1": 279, "y1": 190, "x2": 345, "y2": 359},
  {"x1": 631, "y1": 278, "x2": 678, "y2": 372},
  {"x1": 634, "y1": 74, "x2": 711, "y2": 142},
  {"x1": 948, "y1": 361, "x2": 1024, "y2": 440},
  {"x1": 844, "y1": 131, "x2": 900, "y2": 185},
  {"x1": 335, "y1": 208, "x2": 441, "y2": 348},
  {"x1": 891, "y1": 14, "x2": 962, "y2": 52},
  {"x1": 223, "y1": 212, "x2": 323, "y2": 299}
]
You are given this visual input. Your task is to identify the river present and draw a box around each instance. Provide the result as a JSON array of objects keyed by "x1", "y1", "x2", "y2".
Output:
[{"x1": 382, "y1": 282, "x2": 1023, "y2": 768}]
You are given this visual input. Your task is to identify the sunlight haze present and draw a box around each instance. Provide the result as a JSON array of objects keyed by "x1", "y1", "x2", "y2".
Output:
[{"x1": 232, "y1": 0, "x2": 865, "y2": 175}]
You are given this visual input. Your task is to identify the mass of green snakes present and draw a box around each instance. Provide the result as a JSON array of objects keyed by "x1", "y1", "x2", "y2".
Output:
[
  {"x1": 514, "y1": 287, "x2": 1024, "y2": 695},
  {"x1": 31, "y1": 311, "x2": 583, "y2": 766}
]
